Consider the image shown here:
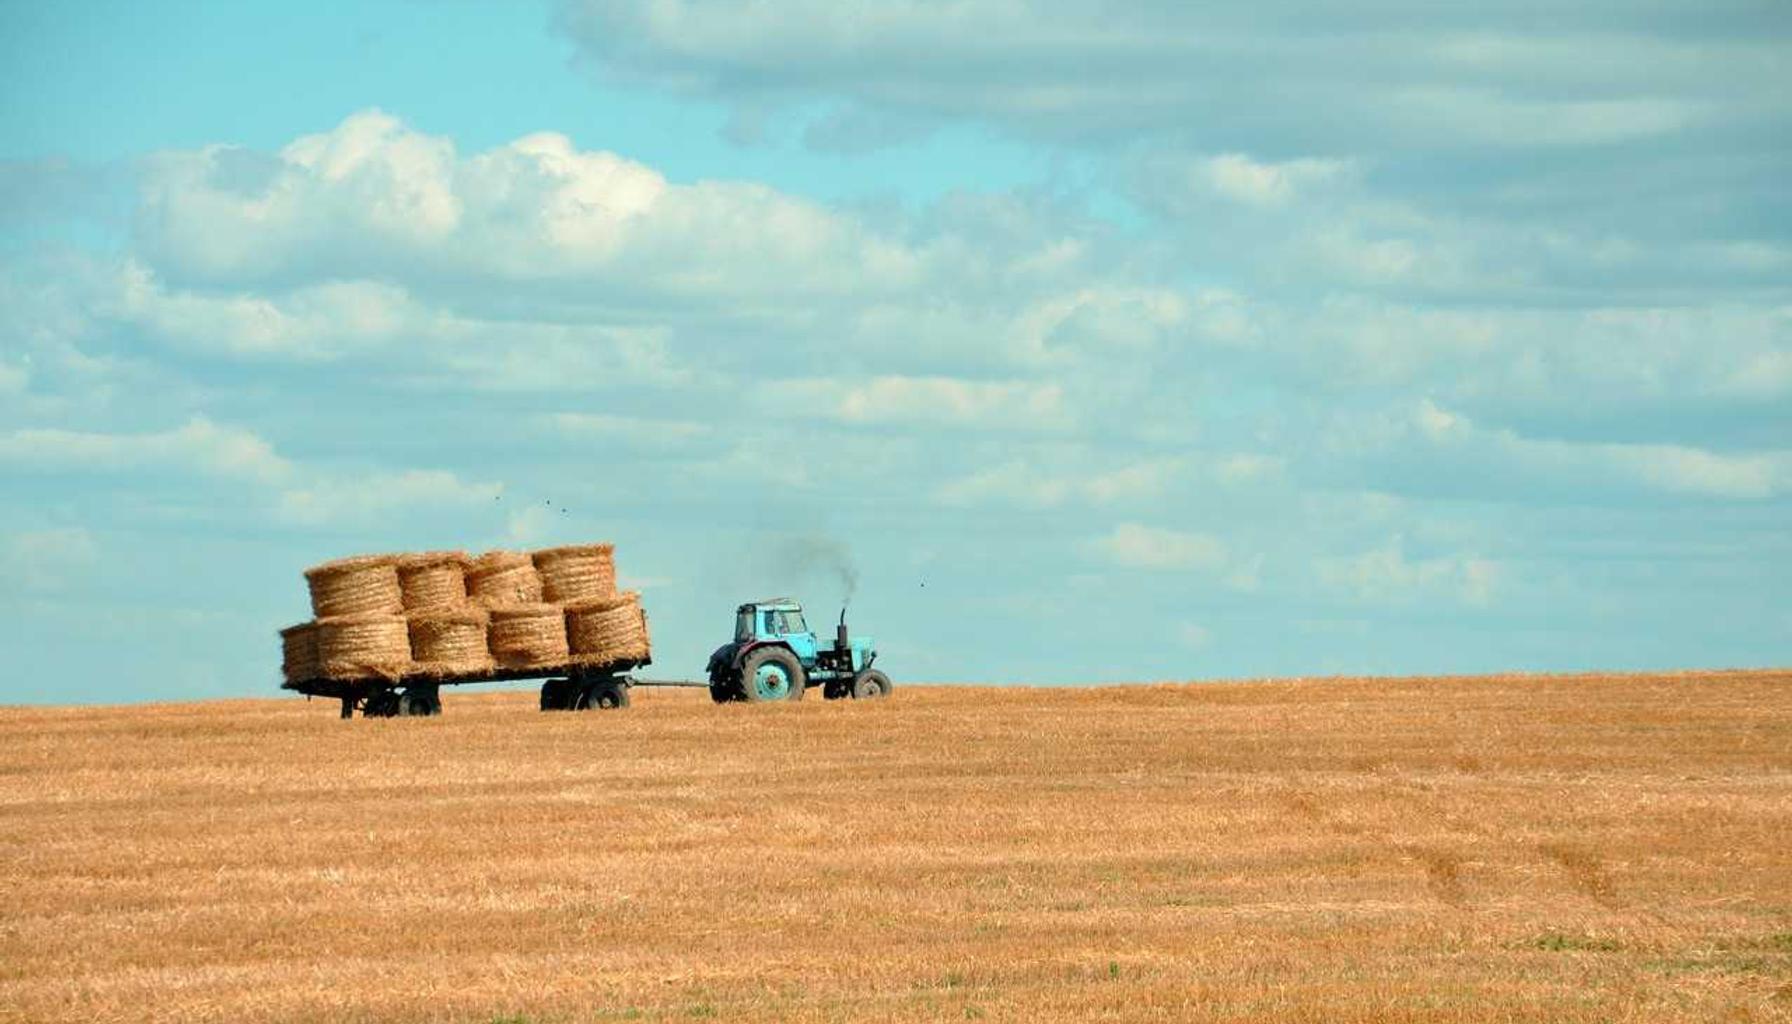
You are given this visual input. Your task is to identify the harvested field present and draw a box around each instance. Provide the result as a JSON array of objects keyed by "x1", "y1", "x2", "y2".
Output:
[{"x1": 1, "y1": 670, "x2": 1788, "y2": 1024}]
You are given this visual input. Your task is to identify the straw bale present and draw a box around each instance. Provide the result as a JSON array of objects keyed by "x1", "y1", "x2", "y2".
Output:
[
  {"x1": 532, "y1": 543, "x2": 617, "y2": 604},
  {"x1": 397, "y1": 550, "x2": 469, "y2": 612},
  {"x1": 279, "y1": 621, "x2": 320, "y2": 683},
  {"x1": 304, "y1": 554, "x2": 403, "y2": 618},
  {"x1": 316, "y1": 613, "x2": 412, "y2": 681},
  {"x1": 488, "y1": 604, "x2": 569, "y2": 670},
  {"x1": 407, "y1": 607, "x2": 493, "y2": 678},
  {"x1": 466, "y1": 550, "x2": 543, "y2": 608},
  {"x1": 566, "y1": 591, "x2": 651, "y2": 666}
]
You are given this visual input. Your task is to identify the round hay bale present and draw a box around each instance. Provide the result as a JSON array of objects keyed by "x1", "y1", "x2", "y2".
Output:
[
  {"x1": 304, "y1": 554, "x2": 403, "y2": 618},
  {"x1": 316, "y1": 613, "x2": 411, "y2": 681},
  {"x1": 279, "y1": 621, "x2": 320, "y2": 683},
  {"x1": 407, "y1": 607, "x2": 492, "y2": 678},
  {"x1": 467, "y1": 550, "x2": 543, "y2": 608},
  {"x1": 566, "y1": 591, "x2": 651, "y2": 666},
  {"x1": 488, "y1": 604, "x2": 568, "y2": 670},
  {"x1": 532, "y1": 543, "x2": 617, "y2": 604},
  {"x1": 397, "y1": 550, "x2": 469, "y2": 611}
]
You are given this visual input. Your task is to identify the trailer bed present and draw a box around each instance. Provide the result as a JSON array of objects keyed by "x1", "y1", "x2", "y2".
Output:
[{"x1": 284, "y1": 656, "x2": 652, "y2": 717}]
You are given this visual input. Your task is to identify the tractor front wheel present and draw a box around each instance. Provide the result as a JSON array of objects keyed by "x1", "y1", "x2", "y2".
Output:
[
  {"x1": 851, "y1": 670, "x2": 892, "y2": 700},
  {"x1": 738, "y1": 647, "x2": 806, "y2": 702}
]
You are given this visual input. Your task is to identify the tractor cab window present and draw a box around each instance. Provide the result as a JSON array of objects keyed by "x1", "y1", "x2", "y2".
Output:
[
  {"x1": 735, "y1": 609, "x2": 755, "y2": 641},
  {"x1": 762, "y1": 611, "x2": 778, "y2": 635},
  {"x1": 777, "y1": 610, "x2": 809, "y2": 635}
]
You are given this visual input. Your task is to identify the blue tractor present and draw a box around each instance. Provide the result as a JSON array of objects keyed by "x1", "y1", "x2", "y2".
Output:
[{"x1": 705, "y1": 598, "x2": 891, "y2": 703}]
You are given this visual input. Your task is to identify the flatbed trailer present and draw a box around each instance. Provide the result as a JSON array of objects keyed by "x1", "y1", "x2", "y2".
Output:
[{"x1": 283, "y1": 658, "x2": 693, "y2": 718}]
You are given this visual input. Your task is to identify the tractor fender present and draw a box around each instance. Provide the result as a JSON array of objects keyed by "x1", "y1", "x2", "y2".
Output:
[
  {"x1": 705, "y1": 642, "x2": 740, "y2": 678},
  {"x1": 729, "y1": 640, "x2": 791, "y2": 672}
]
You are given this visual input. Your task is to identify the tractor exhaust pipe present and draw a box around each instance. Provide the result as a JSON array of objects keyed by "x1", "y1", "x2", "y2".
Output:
[{"x1": 836, "y1": 607, "x2": 850, "y2": 652}]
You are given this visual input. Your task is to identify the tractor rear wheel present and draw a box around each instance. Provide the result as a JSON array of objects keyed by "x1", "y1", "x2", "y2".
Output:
[
  {"x1": 738, "y1": 647, "x2": 805, "y2": 702},
  {"x1": 851, "y1": 670, "x2": 892, "y2": 699}
]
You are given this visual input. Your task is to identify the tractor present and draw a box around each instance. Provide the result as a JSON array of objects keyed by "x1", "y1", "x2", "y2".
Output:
[{"x1": 706, "y1": 598, "x2": 891, "y2": 703}]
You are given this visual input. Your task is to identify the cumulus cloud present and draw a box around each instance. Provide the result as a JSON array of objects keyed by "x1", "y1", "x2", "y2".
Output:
[
  {"x1": 136, "y1": 110, "x2": 924, "y2": 304},
  {"x1": 556, "y1": 1, "x2": 1789, "y2": 153},
  {"x1": 0, "y1": 417, "x2": 499, "y2": 527},
  {"x1": 1317, "y1": 535, "x2": 1500, "y2": 608},
  {"x1": 938, "y1": 457, "x2": 1186, "y2": 508},
  {"x1": 1329, "y1": 399, "x2": 1792, "y2": 502},
  {"x1": 0, "y1": 416, "x2": 294, "y2": 486},
  {"x1": 1198, "y1": 154, "x2": 1352, "y2": 207},
  {"x1": 1, "y1": 527, "x2": 101, "y2": 594},
  {"x1": 771, "y1": 375, "x2": 1071, "y2": 431},
  {"x1": 1090, "y1": 523, "x2": 1230, "y2": 573}
]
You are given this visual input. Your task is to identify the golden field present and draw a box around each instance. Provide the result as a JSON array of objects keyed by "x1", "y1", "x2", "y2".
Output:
[{"x1": 2, "y1": 671, "x2": 1789, "y2": 1023}]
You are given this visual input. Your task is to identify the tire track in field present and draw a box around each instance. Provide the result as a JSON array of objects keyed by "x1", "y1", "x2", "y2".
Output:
[
  {"x1": 1280, "y1": 779, "x2": 1632, "y2": 912},
  {"x1": 1277, "y1": 785, "x2": 1471, "y2": 908}
]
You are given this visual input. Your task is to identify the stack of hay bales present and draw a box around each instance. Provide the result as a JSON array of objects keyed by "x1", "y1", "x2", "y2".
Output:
[
  {"x1": 566, "y1": 591, "x2": 651, "y2": 666},
  {"x1": 279, "y1": 541, "x2": 646, "y2": 686},
  {"x1": 533, "y1": 544, "x2": 615, "y2": 603},
  {"x1": 397, "y1": 551, "x2": 469, "y2": 612},
  {"x1": 488, "y1": 605, "x2": 569, "y2": 669},
  {"x1": 301, "y1": 556, "x2": 410, "y2": 681},
  {"x1": 407, "y1": 607, "x2": 492, "y2": 677},
  {"x1": 466, "y1": 551, "x2": 543, "y2": 608}
]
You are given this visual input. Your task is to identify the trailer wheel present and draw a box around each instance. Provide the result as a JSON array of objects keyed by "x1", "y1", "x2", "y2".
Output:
[
  {"x1": 399, "y1": 688, "x2": 441, "y2": 716},
  {"x1": 540, "y1": 678, "x2": 575, "y2": 711},
  {"x1": 851, "y1": 670, "x2": 892, "y2": 700},
  {"x1": 738, "y1": 647, "x2": 805, "y2": 702},
  {"x1": 578, "y1": 679, "x2": 629, "y2": 710},
  {"x1": 364, "y1": 689, "x2": 401, "y2": 717}
]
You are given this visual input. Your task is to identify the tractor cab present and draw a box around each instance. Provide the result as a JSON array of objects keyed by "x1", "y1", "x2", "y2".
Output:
[{"x1": 707, "y1": 598, "x2": 889, "y2": 703}]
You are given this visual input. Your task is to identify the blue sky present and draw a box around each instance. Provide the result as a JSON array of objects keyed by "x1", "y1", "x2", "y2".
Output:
[{"x1": 1, "y1": 1, "x2": 1787, "y2": 703}]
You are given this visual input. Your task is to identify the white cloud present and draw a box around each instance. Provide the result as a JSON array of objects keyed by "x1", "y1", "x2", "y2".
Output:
[
  {"x1": 0, "y1": 417, "x2": 501, "y2": 528},
  {"x1": 275, "y1": 470, "x2": 501, "y2": 528},
  {"x1": 0, "y1": 416, "x2": 293, "y2": 486},
  {"x1": 1, "y1": 527, "x2": 100, "y2": 594},
  {"x1": 1090, "y1": 522, "x2": 1229, "y2": 572},
  {"x1": 1200, "y1": 154, "x2": 1351, "y2": 207},
  {"x1": 114, "y1": 262, "x2": 432, "y2": 359},
  {"x1": 1317, "y1": 535, "x2": 1500, "y2": 608},
  {"x1": 1177, "y1": 623, "x2": 1212, "y2": 649},
  {"x1": 776, "y1": 375, "x2": 1070, "y2": 431},
  {"x1": 1409, "y1": 399, "x2": 1792, "y2": 501},
  {"x1": 1014, "y1": 286, "x2": 1190, "y2": 360},
  {"x1": 0, "y1": 360, "x2": 26, "y2": 394},
  {"x1": 937, "y1": 457, "x2": 1183, "y2": 507},
  {"x1": 137, "y1": 111, "x2": 926, "y2": 303},
  {"x1": 1314, "y1": 397, "x2": 1792, "y2": 505},
  {"x1": 557, "y1": 1, "x2": 1785, "y2": 153},
  {"x1": 547, "y1": 412, "x2": 710, "y2": 447}
]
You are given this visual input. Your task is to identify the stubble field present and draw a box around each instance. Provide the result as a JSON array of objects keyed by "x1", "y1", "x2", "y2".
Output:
[{"x1": 2, "y1": 671, "x2": 1789, "y2": 1023}]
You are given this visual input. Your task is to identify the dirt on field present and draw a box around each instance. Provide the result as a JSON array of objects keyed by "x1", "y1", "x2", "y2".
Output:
[{"x1": 2, "y1": 671, "x2": 1789, "y2": 1023}]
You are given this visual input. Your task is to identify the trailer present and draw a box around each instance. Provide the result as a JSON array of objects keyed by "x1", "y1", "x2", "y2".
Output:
[{"x1": 283, "y1": 657, "x2": 669, "y2": 719}]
